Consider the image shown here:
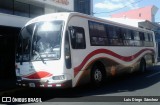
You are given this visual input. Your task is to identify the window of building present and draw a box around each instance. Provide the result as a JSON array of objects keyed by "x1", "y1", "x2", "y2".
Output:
[
  {"x1": 70, "y1": 26, "x2": 86, "y2": 49},
  {"x1": 74, "y1": 0, "x2": 91, "y2": 15},
  {"x1": 0, "y1": 0, "x2": 44, "y2": 18},
  {"x1": 30, "y1": 5, "x2": 44, "y2": 18},
  {"x1": 78, "y1": 0, "x2": 85, "y2": 13},
  {"x1": 0, "y1": 0, "x2": 13, "y2": 14},
  {"x1": 14, "y1": 1, "x2": 29, "y2": 17}
]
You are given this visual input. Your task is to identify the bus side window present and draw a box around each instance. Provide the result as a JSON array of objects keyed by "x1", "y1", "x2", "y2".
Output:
[
  {"x1": 69, "y1": 26, "x2": 86, "y2": 49},
  {"x1": 139, "y1": 32, "x2": 145, "y2": 46}
]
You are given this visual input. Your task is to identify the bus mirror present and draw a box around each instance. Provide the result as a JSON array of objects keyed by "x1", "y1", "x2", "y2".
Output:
[
  {"x1": 65, "y1": 55, "x2": 70, "y2": 59},
  {"x1": 65, "y1": 30, "x2": 71, "y2": 69},
  {"x1": 65, "y1": 55, "x2": 71, "y2": 69}
]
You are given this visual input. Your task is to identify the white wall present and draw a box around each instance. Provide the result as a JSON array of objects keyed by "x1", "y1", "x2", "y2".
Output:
[
  {"x1": 32, "y1": 0, "x2": 74, "y2": 11},
  {"x1": 45, "y1": 7, "x2": 58, "y2": 14},
  {"x1": 0, "y1": 13, "x2": 31, "y2": 27}
]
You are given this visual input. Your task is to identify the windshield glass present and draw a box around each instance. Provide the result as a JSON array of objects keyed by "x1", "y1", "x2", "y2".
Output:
[{"x1": 16, "y1": 21, "x2": 63, "y2": 62}]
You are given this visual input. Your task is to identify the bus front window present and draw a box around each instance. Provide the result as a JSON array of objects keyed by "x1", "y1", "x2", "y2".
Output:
[
  {"x1": 32, "y1": 21, "x2": 62, "y2": 60},
  {"x1": 17, "y1": 21, "x2": 63, "y2": 62}
]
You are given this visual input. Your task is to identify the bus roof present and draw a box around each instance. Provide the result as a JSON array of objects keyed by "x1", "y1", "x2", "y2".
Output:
[
  {"x1": 25, "y1": 12, "x2": 153, "y2": 33},
  {"x1": 25, "y1": 12, "x2": 71, "y2": 26}
]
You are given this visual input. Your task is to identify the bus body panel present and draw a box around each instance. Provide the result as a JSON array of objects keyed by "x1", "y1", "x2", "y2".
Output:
[
  {"x1": 16, "y1": 59, "x2": 73, "y2": 88},
  {"x1": 66, "y1": 14, "x2": 155, "y2": 87},
  {"x1": 16, "y1": 12, "x2": 157, "y2": 88}
]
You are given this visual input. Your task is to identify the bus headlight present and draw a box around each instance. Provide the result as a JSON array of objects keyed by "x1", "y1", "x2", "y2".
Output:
[{"x1": 52, "y1": 75, "x2": 66, "y2": 80}]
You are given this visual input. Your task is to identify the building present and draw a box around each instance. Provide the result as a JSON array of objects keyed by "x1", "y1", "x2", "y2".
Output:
[
  {"x1": 0, "y1": 0, "x2": 93, "y2": 27},
  {"x1": 74, "y1": 0, "x2": 93, "y2": 15},
  {"x1": 111, "y1": 5, "x2": 158, "y2": 22},
  {"x1": 0, "y1": 0, "x2": 93, "y2": 80},
  {"x1": 109, "y1": 5, "x2": 160, "y2": 60}
]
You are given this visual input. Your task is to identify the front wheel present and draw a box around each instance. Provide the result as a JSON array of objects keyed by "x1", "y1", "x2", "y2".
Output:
[{"x1": 91, "y1": 65, "x2": 105, "y2": 86}]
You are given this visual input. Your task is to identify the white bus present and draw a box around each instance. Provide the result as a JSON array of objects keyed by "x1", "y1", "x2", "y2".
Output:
[{"x1": 15, "y1": 12, "x2": 157, "y2": 88}]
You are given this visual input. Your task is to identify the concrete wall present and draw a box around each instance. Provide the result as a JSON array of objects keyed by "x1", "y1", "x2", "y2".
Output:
[
  {"x1": 45, "y1": 7, "x2": 58, "y2": 14},
  {"x1": 0, "y1": 13, "x2": 30, "y2": 27}
]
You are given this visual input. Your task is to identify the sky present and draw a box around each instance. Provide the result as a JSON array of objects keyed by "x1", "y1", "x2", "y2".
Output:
[{"x1": 93, "y1": 0, "x2": 160, "y2": 22}]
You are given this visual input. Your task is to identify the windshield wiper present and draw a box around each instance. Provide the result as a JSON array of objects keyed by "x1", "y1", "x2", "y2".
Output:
[{"x1": 34, "y1": 51, "x2": 46, "y2": 64}]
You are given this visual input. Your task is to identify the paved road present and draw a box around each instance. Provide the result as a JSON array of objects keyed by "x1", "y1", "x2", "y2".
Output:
[{"x1": 1, "y1": 65, "x2": 160, "y2": 105}]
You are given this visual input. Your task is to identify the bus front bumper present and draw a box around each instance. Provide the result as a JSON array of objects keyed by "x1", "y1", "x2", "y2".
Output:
[{"x1": 16, "y1": 79, "x2": 72, "y2": 88}]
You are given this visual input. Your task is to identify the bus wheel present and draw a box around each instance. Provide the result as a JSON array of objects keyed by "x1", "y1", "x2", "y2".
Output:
[
  {"x1": 91, "y1": 64, "x2": 105, "y2": 86},
  {"x1": 139, "y1": 59, "x2": 146, "y2": 73}
]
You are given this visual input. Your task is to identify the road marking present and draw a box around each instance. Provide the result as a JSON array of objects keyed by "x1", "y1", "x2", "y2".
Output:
[{"x1": 146, "y1": 71, "x2": 160, "y2": 78}]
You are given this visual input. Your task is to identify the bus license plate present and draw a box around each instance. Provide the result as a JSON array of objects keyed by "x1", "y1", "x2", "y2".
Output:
[{"x1": 29, "y1": 83, "x2": 35, "y2": 87}]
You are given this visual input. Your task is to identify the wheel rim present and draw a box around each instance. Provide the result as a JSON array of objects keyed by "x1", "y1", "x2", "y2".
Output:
[{"x1": 94, "y1": 69, "x2": 102, "y2": 82}]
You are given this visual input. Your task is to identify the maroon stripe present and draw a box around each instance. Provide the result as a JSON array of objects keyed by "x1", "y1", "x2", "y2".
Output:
[
  {"x1": 23, "y1": 71, "x2": 52, "y2": 79},
  {"x1": 74, "y1": 48, "x2": 154, "y2": 77}
]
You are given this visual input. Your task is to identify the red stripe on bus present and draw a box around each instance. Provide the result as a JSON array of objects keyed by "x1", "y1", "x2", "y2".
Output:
[
  {"x1": 23, "y1": 71, "x2": 52, "y2": 79},
  {"x1": 74, "y1": 48, "x2": 154, "y2": 77}
]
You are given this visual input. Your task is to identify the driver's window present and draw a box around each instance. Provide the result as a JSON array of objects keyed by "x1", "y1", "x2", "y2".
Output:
[{"x1": 69, "y1": 26, "x2": 86, "y2": 49}]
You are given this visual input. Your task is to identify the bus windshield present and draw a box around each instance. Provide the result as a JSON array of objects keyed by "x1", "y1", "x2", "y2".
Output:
[{"x1": 17, "y1": 21, "x2": 63, "y2": 62}]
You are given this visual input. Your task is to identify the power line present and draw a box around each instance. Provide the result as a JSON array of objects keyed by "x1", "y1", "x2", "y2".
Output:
[{"x1": 93, "y1": 0, "x2": 143, "y2": 14}]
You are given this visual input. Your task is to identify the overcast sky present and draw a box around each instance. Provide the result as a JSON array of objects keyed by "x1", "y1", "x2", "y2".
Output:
[{"x1": 93, "y1": 0, "x2": 160, "y2": 22}]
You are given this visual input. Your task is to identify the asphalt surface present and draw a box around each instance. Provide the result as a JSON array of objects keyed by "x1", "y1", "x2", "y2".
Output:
[{"x1": 0, "y1": 64, "x2": 160, "y2": 105}]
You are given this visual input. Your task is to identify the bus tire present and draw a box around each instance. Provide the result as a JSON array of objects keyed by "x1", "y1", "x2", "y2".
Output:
[
  {"x1": 139, "y1": 59, "x2": 146, "y2": 73},
  {"x1": 91, "y1": 63, "x2": 106, "y2": 86}
]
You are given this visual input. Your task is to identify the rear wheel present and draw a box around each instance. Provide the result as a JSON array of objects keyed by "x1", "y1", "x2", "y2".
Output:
[
  {"x1": 91, "y1": 64, "x2": 106, "y2": 86},
  {"x1": 139, "y1": 59, "x2": 146, "y2": 73}
]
